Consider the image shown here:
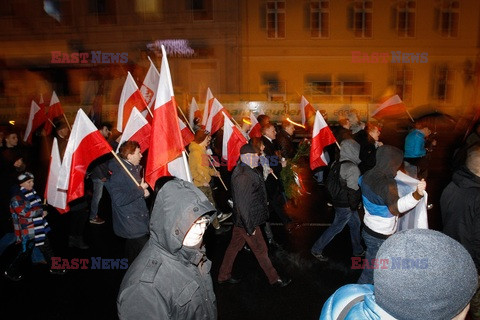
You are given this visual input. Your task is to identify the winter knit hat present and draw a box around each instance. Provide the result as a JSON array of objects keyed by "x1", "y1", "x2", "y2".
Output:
[
  {"x1": 240, "y1": 143, "x2": 256, "y2": 155},
  {"x1": 374, "y1": 229, "x2": 478, "y2": 320},
  {"x1": 18, "y1": 171, "x2": 34, "y2": 184}
]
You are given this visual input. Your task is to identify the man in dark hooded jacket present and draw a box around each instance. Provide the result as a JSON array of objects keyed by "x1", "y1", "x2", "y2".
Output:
[
  {"x1": 357, "y1": 145, "x2": 426, "y2": 284},
  {"x1": 117, "y1": 178, "x2": 217, "y2": 320}
]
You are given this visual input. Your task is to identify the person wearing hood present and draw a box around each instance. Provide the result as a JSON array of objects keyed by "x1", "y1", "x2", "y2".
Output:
[
  {"x1": 320, "y1": 229, "x2": 478, "y2": 320},
  {"x1": 117, "y1": 178, "x2": 217, "y2": 320},
  {"x1": 441, "y1": 144, "x2": 480, "y2": 319},
  {"x1": 357, "y1": 145, "x2": 426, "y2": 284},
  {"x1": 311, "y1": 139, "x2": 364, "y2": 261},
  {"x1": 105, "y1": 140, "x2": 150, "y2": 263}
]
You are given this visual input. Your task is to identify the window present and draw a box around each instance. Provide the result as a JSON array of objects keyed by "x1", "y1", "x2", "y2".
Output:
[
  {"x1": 308, "y1": 81, "x2": 334, "y2": 95},
  {"x1": 191, "y1": 0, "x2": 213, "y2": 21},
  {"x1": 394, "y1": 68, "x2": 413, "y2": 103},
  {"x1": 267, "y1": 1, "x2": 285, "y2": 39},
  {"x1": 310, "y1": 0, "x2": 329, "y2": 38},
  {"x1": 353, "y1": 0, "x2": 372, "y2": 38},
  {"x1": 396, "y1": 0, "x2": 415, "y2": 37},
  {"x1": 267, "y1": 80, "x2": 286, "y2": 101},
  {"x1": 435, "y1": 0, "x2": 459, "y2": 37},
  {"x1": 135, "y1": 0, "x2": 163, "y2": 20},
  {"x1": 433, "y1": 65, "x2": 454, "y2": 103},
  {"x1": 341, "y1": 82, "x2": 372, "y2": 96},
  {"x1": 89, "y1": 0, "x2": 117, "y2": 24}
]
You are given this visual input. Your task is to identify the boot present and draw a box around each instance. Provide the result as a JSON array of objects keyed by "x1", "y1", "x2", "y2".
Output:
[{"x1": 68, "y1": 235, "x2": 89, "y2": 250}]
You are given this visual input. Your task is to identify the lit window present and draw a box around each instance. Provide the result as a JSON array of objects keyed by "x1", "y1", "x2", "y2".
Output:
[
  {"x1": 310, "y1": 0, "x2": 329, "y2": 38},
  {"x1": 267, "y1": 80, "x2": 286, "y2": 101},
  {"x1": 396, "y1": 0, "x2": 415, "y2": 37},
  {"x1": 394, "y1": 68, "x2": 413, "y2": 103},
  {"x1": 435, "y1": 0, "x2": 459, "y2": 37},
  {"x1": 352, "y1": 0, "x2": 372, "y2": 38},
  {"x1": 267, "y1": 1, "x2": 286, "y2": 39}
]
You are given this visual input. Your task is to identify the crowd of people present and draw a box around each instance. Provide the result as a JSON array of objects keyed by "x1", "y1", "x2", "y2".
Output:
[{"x1": 1, "y1": 109, "x2": 480, "y2": 319}]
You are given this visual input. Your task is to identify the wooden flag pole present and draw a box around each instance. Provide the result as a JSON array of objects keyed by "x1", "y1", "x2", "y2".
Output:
[
  {"x1": 177, "y1": 105, "x2": 195, "y2": 133},
  {"x1": 48, "y1": 118, "x2": 56, "y2": 128},
  {"x1": 63, "y1": 113, "x2": 72, "y2": 131},
  {"x1": 406, "y1": 109, "x2": 415, "y2": 123},
  {"x1": 110, "y1": 151, "x2": 140, "y2": 187}
]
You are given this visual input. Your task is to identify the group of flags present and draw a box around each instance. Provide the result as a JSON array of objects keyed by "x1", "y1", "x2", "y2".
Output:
[{"x1": 20, "y1": 43, "x2": 410, "y2": 215}]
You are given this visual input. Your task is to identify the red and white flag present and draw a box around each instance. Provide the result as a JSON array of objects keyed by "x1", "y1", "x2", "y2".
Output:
[
  {"x1": 248, "y1": 112, "x2": 262, "y2": 138},
  {"x1": 44, "y1": 138, "x2": 69, "y2": 212},
  {"x1": 167, "y1": 151, "x2": 192, "y2": 183},
  {"x1": 117, "y1": 72, "x2": 149, "y2": 132},
  {"x1": 44, "y1": 91, "x2": 65, "y2": 135},
  {"x1": 116, "y1": 107, "x2": 151, "y2": 153},
  {"x1": 201, "y1": 87, "x2": 214, "y2": 126},
  {"x1": 371, "y1": 94, "x2": 407, "y2": 119},
  {"x1": 205, "y1": 98, "x2": 232, "y2": 135},
  {"x1": 189, "y1": 97, "x2": 199, "y2": 128},
  {"x1": 24, "y1": 100, "x2": 47, "y2": 143},
  {"x1": 179, "y1": 118, "x2": 194, "y2": 147},
  {"x1": 300, "y1": 96, "x2": 316, "y2": 125},
  {"x1": 145, "y1": 45, "x2": 185, "y2": 187},
  {"x1": 222, "y1": 113, "x2": 248, "y2": 171},
  {"x1": 310, "y1": 111, "x2": 336, "y2": 170},
  {"x1": 38, "y1": 93, "x2": 46, "y2": 109},
  {"x1": 57, "y1": 109, "x2": 113, "y2": 204},
  {"x1": 140, "y1": 58, "x2": 159, "y2": 111}
]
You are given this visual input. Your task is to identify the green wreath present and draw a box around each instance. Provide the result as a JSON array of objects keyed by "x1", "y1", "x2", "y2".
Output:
[{"x1": 281, "y1": 140, "x2": 311, "y2": 200}]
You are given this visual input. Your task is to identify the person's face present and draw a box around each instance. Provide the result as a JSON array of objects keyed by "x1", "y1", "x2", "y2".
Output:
[
  {"x1": 241, "y1": 153, "x2": 260, "y2": 168},
  {"x1": 369, "y1": 127, "x2": 381, "y2": 141},
  {"x1": 265, "y1": 126, "x2": 276, "y2": 139},
  {"x1": 100, "y1": 126, "x2": 111, "y2": 139},
  {"x1": 183, "y1": 216, "x2": 209, "y2": 247},
  {"x1": 57, "y1": 127, "x2": 70, "y2": 139},
  {"x1": 5, "y1": 133, "x2": 18, "y2": 148},
  {"x1": 20, "y1": 179, "x2": 34, "y2": 191},
  {"x1": 127, "y1": 148, "x2": 142, "y2": 166},
  {"x1": 422, "y1": 127, "x2": 432, "y2": 137},
  {"x1": 343, "y1": 119, "x2": 351, "y2": 129}
]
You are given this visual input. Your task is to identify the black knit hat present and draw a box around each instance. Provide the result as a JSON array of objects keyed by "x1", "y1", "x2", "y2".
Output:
[
  {"x1": 240, "y1": 144, "x2": 256, "y2": 154},
  {"x1": 17, "y1": 172, "x2": 34, "y2": 184}
]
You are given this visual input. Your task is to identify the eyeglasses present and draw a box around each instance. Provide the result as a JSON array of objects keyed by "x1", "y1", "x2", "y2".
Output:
[{"x1": 194, "y1": 216, "x2": 210, "y2": 227}]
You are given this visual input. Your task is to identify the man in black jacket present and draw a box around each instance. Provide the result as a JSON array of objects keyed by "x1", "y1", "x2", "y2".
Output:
[
  {"x1": 217, "y1": 144, "x2": 291, "y2": 287},
  {"x1": 275, "y1": 120, "x2": 296, "y2": 160},
  {"x1": 441, "y1": 144, "x2": 480, "y2": 319}
]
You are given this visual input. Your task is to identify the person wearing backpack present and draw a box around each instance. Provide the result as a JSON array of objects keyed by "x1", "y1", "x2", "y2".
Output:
[{"x1": 311, "y1": 139, "x2": 364, "y2": 261}]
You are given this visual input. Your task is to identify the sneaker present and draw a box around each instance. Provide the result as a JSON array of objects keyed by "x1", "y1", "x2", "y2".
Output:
[
  {"x1": 311, "y1": 251, "x2": 328, "y2": 262},
  {"x1": 326, "y1": 202, "x2": 333, "y2": 207},
  {"x1": 227, "y1": 199, "x2": 233, "y2": 208},
  {"x1": 89, "y1": 216, "x2": 105, "y2": 225},
  {"x1": 49, "y1": 269, "x2": 67, "y2": 275},
  {"x1": 4, "y1": 270, "x2": 23, "y2": 281},
  {"x1": 214, "y1": 225, "x2": 232, "y2": 235},
  {"x1": 272, "y1": 277, "x2": 292, "y2": 288},
  {"x1": 217, "y1": 212, "x2": 232, "y2": 223}
]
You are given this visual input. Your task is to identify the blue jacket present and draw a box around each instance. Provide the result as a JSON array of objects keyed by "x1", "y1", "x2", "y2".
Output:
[
  {"x1": 105, "y1": 158, "x2": 149, "y2": 239},
  {"x1": 404, "y1": 129, "x2": 426, "y2": 158},
  {"x1": 320, "y1": 284, "x2": 396, "y2": 319}
]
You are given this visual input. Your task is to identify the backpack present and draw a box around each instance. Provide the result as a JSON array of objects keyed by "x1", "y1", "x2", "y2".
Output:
[{"x1": 326, "y1": 160, "x2": 352, "y2": 201}]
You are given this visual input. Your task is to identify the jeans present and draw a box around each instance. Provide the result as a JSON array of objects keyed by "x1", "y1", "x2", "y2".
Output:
[
  {"x1": 357, "y1": 229, "x2": 386, "y2": 284},
  {"x1": 0, "y1": 232, "x2": 16, "y2": 256},
  {"x1": 90, "y1": 178, "x2": 105, "y2": 219},
  {"x1": 311, "y1": 207, "x2": 363, "y2": 256}
]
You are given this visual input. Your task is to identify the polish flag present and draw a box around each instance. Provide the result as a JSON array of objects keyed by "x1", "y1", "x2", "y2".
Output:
[
  {"x1": 201, "y1": 87, "x2": 214, "y2": 126},
  {"x1": 57, "y1": 109, "x2": 113, "y2": 204},
  {"x1": 222, "y1": 113, "x2": 248, "y2": 171},
  {"x1": 189, "y1": 97, "x2": 199, "y2": 128},
  {"x1": 38, "y1": 93, "x2": 46, "y2": 110},
  {"x1": 167, "y1": 151, "x2": 192, "y2": 183},
  {"x1": 116, "y1": 107, "x2": 151, "y2": 153},
  {"x1": 179, "y1": 118, "x2": 194, "y2": 147},
  {"x1": 117, "y1": 72, "x2": 149, "y2": 132},
  {"x1": 140, "y1": 58, "x2": 159, "y2": 111},
  {"x1": 44, "y1": 91, "x2": 65, "y2": 135},
  {"x1": 371, "y1": 95, "x2": 407, "y2": 119},
  {"x1": 44, "y1": 138, "x2": 69, "y2": 212},
  {"x1": 248, "y1": 112, "x2": 262, "y2": 138},
  {"x1": 310, "y1": 111, "x2": 336, "y2": 170},
  {"x1": 24, "y1": 100, "x2": 47, "y2": 143},
  {"x1": 205, "y1": 98, "x2": 232, "y2": 135},
  {"x1": 300, "y1": 96, "x2": 316, "y2": 125},
  {"x1": 145, "y1": 45, "x2": 185, "y2": 187}
]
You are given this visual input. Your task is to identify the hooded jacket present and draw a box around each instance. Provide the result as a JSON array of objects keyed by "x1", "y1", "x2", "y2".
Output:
[
  {"x1": 441, "y1": 166, "x2": 480, "y2": 269},
  {"x1": 105, "y1": 158, "x2": 149, "y2": 239},
  {"x1": 333, "y1": 139, "x2": 362, "y2": 210},
  {"x1": 189, "y1": 142, "x2": 216, "y2": 188},
  {"x1": 117, "y1": 179, "x2": 217, "y2": 320},
  {"x1": 360, "y1": 145, "x2": 421, "y2": 236}
]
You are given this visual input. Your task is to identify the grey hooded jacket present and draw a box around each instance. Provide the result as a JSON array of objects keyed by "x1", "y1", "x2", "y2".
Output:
[
  {"x1": 333, "y1": 139, "x2": 362, "y2": 210},
  {"x1": 117, "y1": 179, "x2": 217, "y2": 320}
]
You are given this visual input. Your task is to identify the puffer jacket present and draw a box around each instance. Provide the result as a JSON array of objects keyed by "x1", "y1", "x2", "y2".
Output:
[
  {"x1": 320, "y1": 284, "x2": 396, "y2": 319},
  {"x1": 105, "y1": 158, "x2": 149, "y2": 239},
  {"x1": 189, "y1": 142, "x2": 216, "y2": 187},
  {"x1": 117, "y1": 179, "x2": 217, "y2": 320},
  {"x1": 231, "y1": 163, "x2": 269, "y2": 235},
  {"x1": 441, "y1": 166, "x2": 480, "y2": 270}
]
